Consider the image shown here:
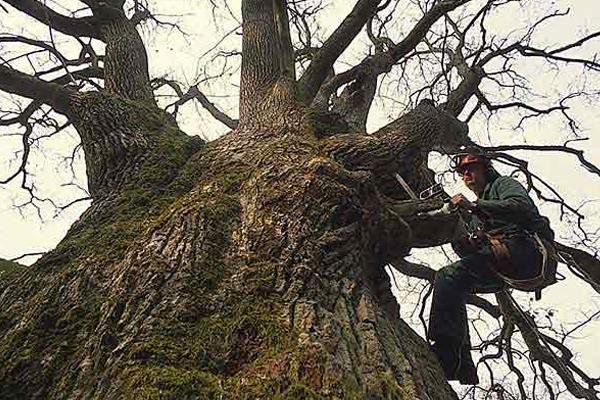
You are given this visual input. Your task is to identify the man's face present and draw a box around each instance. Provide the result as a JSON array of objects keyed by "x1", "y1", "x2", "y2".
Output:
[{"x1": 459, "y1": 163, "x2": 487, "y2": 193}]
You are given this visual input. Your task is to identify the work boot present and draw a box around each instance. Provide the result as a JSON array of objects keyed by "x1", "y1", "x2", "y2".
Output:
[
  {"x1": 457, "y1": 345, "x2": 479, "y2": 385},
  {"x1": 431, "y1": 339, "x2": 461, "y2": 380}
]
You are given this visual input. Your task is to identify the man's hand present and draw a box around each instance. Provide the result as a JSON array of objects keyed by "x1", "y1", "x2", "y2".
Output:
[{"x1": 450, "y1": 194, "x2": 477, "y2": 211}]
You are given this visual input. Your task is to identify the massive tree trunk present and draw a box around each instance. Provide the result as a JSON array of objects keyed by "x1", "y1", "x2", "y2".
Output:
[
  {"x1": 0, "y1": 95, "x2": 465, "y2": 400},
  {"x1": 0, "y1": 99, "x2": 460, "y2": 399},
  {"x1": 0, "y1": 1, "x2": 473, "y2": 399}
]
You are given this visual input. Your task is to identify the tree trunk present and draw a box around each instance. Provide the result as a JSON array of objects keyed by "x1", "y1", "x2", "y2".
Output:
[
  {"x1": 0, "y1": 88, "x2": 461, "y2": 399},
  {"x1": 0, "y1": 2, "x2": 467, "y2": 398}
]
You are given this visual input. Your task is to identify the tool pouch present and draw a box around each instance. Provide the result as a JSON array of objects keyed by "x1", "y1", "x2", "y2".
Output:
[{"x1": 486, "y1": 232, "x2": 558, "y2": 298}]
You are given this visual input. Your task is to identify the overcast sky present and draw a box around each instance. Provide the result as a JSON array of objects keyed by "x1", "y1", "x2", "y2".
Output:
[{"x1": 1, "y1": 0, "x2": 599, "y2": 397}]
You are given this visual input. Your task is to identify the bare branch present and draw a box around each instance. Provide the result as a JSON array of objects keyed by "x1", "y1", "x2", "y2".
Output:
[
  {"x1": 1, "y1": 0, "x2": 101, "y2": 39},
  {"x1": 315, "y1": 0, "x2": 472, "y2": 105},
  {"x1": 298, "y1": 0, "x2": 384, "y2": 102},
  {"x1": 0, "y1": 64, "x2": 73, "y2": 115},
  {"x1": 483, "y1": 142, "x2": 600, "y2": 179}
]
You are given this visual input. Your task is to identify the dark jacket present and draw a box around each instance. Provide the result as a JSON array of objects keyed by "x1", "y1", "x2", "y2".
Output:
[{"x1": 464, "y1": 169, "x2": 554, "y2": 241}]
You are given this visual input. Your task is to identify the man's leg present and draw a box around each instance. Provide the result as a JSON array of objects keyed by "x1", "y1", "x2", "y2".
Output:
[
  {"x1": 428, "y1": 259, "x2": 475, "y2": 379},
  {"x1": 428, "y1": 254, "x2": 503, "y2": 383}
]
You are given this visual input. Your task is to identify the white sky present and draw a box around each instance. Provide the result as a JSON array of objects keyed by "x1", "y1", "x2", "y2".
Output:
[{"x1": 1, "y1": 0, "x2": 599, "y2": 398}]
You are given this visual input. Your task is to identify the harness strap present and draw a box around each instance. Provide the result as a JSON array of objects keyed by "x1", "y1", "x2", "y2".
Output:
[{"x1": 487, "y1": 232, "x2": 552, "y2": 292}]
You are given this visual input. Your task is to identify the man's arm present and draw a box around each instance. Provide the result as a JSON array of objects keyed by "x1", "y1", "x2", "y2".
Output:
[{"x1": 476, "y1": 176, "x2": 536, "y2": 219}]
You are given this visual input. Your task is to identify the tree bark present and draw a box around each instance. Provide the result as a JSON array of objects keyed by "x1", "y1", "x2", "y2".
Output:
[
  {"x1": 0, "y1": 91, "x2": 463, "y2": 399},
  {"x1": 0, "y1": 2, "x2": 470, "y2": 399},
  {"x1": 2, "y1": 2, "x2": 599, "y2": 399}
]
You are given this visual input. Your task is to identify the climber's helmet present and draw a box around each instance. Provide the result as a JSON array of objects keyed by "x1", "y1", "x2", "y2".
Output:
[{"x1": 451, "y1": 147, "x2": 490, "y2": 176}]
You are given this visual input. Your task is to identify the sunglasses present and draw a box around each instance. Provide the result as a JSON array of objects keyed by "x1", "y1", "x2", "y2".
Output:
[{"x1": 456, "y1": 164, "x2": 482, "y2": 176}]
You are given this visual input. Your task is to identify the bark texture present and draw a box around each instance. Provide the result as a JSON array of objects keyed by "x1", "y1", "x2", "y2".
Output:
[
  {"x1": 0, "y1": 1, "x2": 468, "y2": 399},
  {"x1": 0, "y1": 92, "x2": 463, "y2": 399}
]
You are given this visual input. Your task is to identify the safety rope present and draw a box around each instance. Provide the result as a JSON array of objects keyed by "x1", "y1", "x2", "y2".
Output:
[{"x1": 556, "y1": 250, "x2": 600, "y2": 292}]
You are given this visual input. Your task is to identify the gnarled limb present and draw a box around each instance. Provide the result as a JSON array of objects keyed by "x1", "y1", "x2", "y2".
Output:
[
  {"x1": 0, "y1": 64, "x2": 73, "y2": 115},
  {"x1": 323, "y1": 100, "x2": 468, "y2": 201}
]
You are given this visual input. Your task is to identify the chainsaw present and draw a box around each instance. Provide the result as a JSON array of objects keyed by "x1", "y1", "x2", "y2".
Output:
[{"x1": 394, "y1": 173, "x2": 453, "y2": 215}]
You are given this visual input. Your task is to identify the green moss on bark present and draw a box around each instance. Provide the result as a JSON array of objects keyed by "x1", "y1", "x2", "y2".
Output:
[
  {"x1": 124, "y1": 366, "x2": 223, "y2": 400},
  {"x1": 43, "y1": 106, "x2": 205, "y2": 267},
  {"x1": 0, "y1": 258, "x2": 23, "y2": 282}
]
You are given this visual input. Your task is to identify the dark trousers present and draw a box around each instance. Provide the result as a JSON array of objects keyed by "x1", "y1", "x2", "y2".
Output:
[
  {"x1": 428, "y1": 235, "x2": 541, "y2": 346},
  {"x1": 427, "y1": 252, "x2": 504, "y2": 346}
]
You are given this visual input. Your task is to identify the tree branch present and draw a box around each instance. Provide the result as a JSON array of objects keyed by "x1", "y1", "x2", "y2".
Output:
[
  {"x1": 497, "y1": 291, "x2": 599, "y2": 399},
  {"x1": 1, "y1": 0, "x2": 101, "y2": 40},
  {"x1": 483, "y1": 142, "x2": 600, "y2": 179},
  {"x1": 273, "y1": 0, "x2": 295, "y2": 81},
  {"x1": 239, "y1": 0, "x2": 292, "y2": 124},
  {"x1": 555, "y1": 242, "x2": 600, "y2": 294},
  {"x1": 298, "y1": 0, "x2": 384, "y2": 102},
  {"x1": 162, "y1": 82, "x2": 238, "y2": 130},
  {"x1": 0, "y1": 64, "x2": 73, "y2": 115},
  {"x1": 314, "y1": 0, "x2": 471, "y2": 105}
]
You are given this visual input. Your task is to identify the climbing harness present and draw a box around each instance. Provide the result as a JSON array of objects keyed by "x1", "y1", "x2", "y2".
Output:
[
  {"x1": 393, "y1": 171, "x2": 561, "y2": 299},
  {"x1": 487, "y1": 232, "x2": 558, "y2": 300}
]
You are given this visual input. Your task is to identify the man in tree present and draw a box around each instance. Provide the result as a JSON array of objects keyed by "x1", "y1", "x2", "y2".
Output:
[
  {"x1": 1, "y1": 1, "x2": 599, "y2": 398},
  {"x1": 428, "y1": 148, "x2": 555, "y2": 385}
]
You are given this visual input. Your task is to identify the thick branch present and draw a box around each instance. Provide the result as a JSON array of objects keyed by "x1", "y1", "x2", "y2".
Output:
[
  {"x1": 273, "y1": 0, "x2": 295, "y2": 81},
  {"x1": 331, "y1": 71, "x2": 378, "y2": 132},
  {"x1": 374, "y1": 99, "x2": 469, "y2": 153},
  {"x1": 239, "y1": 0, "x2": 287, "y2": 122},
  {"x1": 324, "y1": 101, "x2": 468, "y2": 202},
  {"x1": 0, "y1": 64, "x2": 73, "y2": 115},
  {"x1": 1, "y1": 0, "x2": 101, "y2": 39},
  {"x1": 100, "y1": 17, "x2": 154, "y2": 102},
  {"x1": 298, "y1": 0, "x2": 383, "y2": 102},
  {"x1": 441, "y1": 50, "x2": 485, "y2": 116}
]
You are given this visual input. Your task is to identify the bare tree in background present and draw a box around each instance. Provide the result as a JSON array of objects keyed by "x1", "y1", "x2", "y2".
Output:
[{"x1": 0, "y1": 0, "x2": 599, "y2": 398}]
